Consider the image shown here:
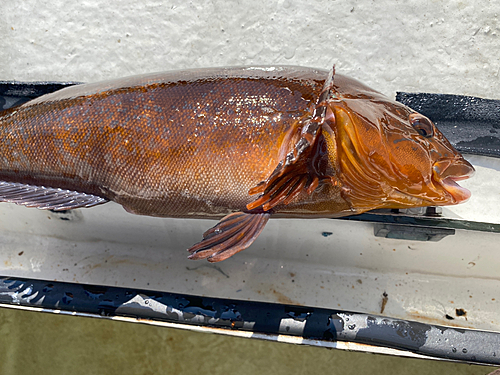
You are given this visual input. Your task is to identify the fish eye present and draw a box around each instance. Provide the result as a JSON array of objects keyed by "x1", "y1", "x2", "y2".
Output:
[{"x1": 409, "y1": 114, "x2": 434, "y2": 138}]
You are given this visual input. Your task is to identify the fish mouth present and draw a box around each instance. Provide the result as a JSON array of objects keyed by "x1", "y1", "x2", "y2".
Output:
[{"x1": 433, "y1": 158, "x2": 475, "y2": 204}]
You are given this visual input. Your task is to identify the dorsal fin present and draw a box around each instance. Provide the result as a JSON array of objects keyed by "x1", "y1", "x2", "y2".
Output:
[
  {"x1": 0, "y1": 181, "x2": 108, "y2": 211},
  {"x1": 246, "y1": 66, "x2": 337, "y2": 211}
]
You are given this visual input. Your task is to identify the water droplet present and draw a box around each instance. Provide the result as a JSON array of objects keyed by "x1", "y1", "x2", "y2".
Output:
[
  {"x1": 62, "y1": 292, "x2": 73, "y2": 304},
  {"x1": 348, "y1": 324, "x2": 356, "y2": 330},
  {"x1": 43, "y1": 283, "x2": 54, "y2": 292},
  {"x1": 462, "y1": 348, "x2": 467, "y2": 354},
  {"x1": 215, "y1": 228, "x2": 222, "y2": 234},
  {"x1": 452, "y1": 347, "x2": 457, "y2": 353},
  {"x1": 284, "y1": 46, "x2": 296, "y2": 60}
]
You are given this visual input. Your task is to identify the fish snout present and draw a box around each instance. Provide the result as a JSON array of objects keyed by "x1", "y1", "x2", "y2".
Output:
[{"x1": 432, "y1": 158, "x2": 475, "y2": 203}]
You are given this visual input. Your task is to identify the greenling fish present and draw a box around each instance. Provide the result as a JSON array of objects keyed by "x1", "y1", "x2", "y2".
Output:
[{"x1": 0, "y1": 66, "x2": 474, "y2": 262}]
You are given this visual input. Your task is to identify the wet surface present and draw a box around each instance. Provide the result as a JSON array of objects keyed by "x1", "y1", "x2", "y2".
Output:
[{"x1": 1, "y1": 276, "x2": 500, "y2": 365}]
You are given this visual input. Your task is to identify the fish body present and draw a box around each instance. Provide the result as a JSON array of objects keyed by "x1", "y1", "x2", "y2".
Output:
[{"x1": 0, "y1": 66, "x2": 474, "y2": 261}]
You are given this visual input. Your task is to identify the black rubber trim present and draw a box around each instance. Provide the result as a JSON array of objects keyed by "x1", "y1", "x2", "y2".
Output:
[
  {"x1": 0, "y1": 81, "x2": 80, "y2": 109},
  {"x1": 0, "y1": 276, "x2": 498, "y2": 365},
  {"x1": 397, "y1": 92, "x2": 500, "y2": 158}
]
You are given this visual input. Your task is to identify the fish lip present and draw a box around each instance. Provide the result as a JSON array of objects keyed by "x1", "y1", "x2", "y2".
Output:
[
  {"x1": 440, "y1": 176, "x2": 472, "y2": 202},
  {"x1": 432, "y1": 158, "x2": 475, "y2": 204}
]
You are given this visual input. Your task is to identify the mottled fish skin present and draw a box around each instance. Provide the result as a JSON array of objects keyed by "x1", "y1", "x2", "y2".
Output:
[{"x1": 0, "y1": 66, "x2": 474, "y2": 261}]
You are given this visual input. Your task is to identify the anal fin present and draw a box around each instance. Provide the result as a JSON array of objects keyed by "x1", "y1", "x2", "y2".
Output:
[
  {"x1": 0, "y1": 181, "x2": 108, "y2": 211},
  {"x1": 187, "y1": 211, "x2": 271, "y2": 262}
]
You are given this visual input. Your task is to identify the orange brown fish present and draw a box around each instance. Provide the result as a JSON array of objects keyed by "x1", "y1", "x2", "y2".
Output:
[{"x1": 0, "y1": 66, "x2": 474, "y2": 262}]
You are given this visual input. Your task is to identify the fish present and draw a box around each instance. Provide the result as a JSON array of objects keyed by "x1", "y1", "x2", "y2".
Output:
[{"x1": 0, "y1": 66, "x2": 474, "y2": 262}]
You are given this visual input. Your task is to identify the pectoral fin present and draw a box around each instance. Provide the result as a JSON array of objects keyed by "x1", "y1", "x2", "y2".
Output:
[
  {"x1": 247, "y1": 66, "x2": 338, "y2": 212},
  {"x1": 187, "y1": 211, "x2": 271, "y2": 262}
]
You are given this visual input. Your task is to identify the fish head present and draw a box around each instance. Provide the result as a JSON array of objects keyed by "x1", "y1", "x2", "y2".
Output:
[{"x1": 329, "y1": 76, "x2": 475, "y2": 212}]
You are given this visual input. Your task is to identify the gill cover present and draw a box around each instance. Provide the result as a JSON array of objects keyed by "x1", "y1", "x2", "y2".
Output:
[{"x1": 330, "y1": 84, "x2": 474, "y2": 211}]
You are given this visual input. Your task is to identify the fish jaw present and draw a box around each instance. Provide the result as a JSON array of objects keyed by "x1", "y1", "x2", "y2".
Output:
[{"x1": 432, "y1": 158, "x2": 475, "y2": 204}]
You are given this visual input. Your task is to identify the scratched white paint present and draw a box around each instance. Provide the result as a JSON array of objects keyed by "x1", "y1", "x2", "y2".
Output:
[{"x1": 0, "y1": 0, "x2": 499, "y2": 99}]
